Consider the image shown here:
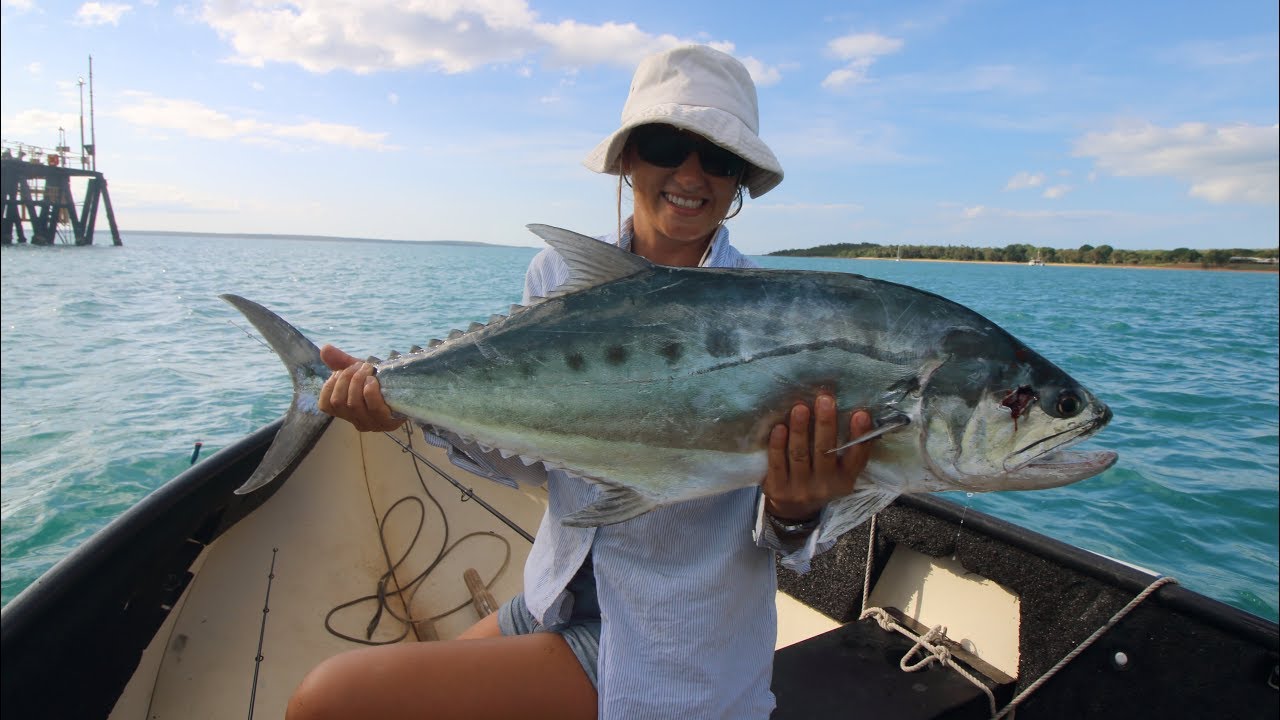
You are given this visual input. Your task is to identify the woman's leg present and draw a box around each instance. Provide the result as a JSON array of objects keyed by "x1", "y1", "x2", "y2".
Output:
[
  {"x1": 286, "y1": 627, "x2": 596, "y2": 720},
  {"x1": 456, "y1": 611, "x2": 501, "y2": 640}
]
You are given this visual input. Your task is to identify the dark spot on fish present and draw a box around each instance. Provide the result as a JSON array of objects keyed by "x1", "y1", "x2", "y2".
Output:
[
  {"x1": 705, "y1": 327, "x2": 739, "y2": 358},
  {"x1": 565, "y1": 352, "x2": 586, "y2": 371},
  {"x1": 605, "y1": 345, "x2": 628, "y2": 365},
  {"x1": 660, "y1": 342, "x2": 683, "y2": 366}
]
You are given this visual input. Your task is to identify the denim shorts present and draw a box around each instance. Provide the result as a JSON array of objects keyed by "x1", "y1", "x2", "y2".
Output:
[{"x1": 497, "y1": 558, "x2": 601, "y2": 687}]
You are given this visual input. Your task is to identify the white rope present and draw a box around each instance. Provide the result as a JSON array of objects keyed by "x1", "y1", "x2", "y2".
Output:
[
  {"x1": 860, "y1": 513, "x2": 877, "y2": 615},
  {"x1": 859, "y1": 513, "x2": 999, "y2": 715},
  {"x1": 990, "y1": 575, "x2": 1179, "y2": 719},
  {"x1": 857, "y1": 513, "x2": 1179, "y2": 720},
  {"x1": 859, "y1": 605, "x2": 1001, "y2": 716}
]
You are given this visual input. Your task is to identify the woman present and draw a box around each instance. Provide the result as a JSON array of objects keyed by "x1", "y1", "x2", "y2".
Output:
[{"x1": 288, "y1": 45, "x2": 873, "y2": 719}]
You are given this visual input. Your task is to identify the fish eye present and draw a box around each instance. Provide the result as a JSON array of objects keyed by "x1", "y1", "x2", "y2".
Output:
[{"x1": 1056, "y1": 391, "x2": 1082, "y2": 417}]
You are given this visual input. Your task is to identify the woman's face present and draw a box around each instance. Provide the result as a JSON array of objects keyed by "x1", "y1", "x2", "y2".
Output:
[{"x1": 625, "y1": 126, "x2": 742, "y2": 258}]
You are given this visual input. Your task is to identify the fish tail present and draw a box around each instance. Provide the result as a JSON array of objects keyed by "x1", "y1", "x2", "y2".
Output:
[{"x1": 221, "y1": 294, "x2": 334, "y2": 494}]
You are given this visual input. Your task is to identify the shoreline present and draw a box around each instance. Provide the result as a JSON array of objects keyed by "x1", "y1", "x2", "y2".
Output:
[{"x1": 845, "y1": 257, "x2": 1279, "y2": 273}]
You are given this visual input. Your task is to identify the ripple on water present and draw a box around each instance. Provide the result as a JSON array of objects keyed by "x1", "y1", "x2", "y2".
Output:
[{"x1": 2, "y1": 241, "x2": 1276, "y2": 621}]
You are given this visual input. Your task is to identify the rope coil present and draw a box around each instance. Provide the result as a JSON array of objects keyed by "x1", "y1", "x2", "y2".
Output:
[{"x1": 858, "y1": 513, "x2": 1179, "y2": 720}]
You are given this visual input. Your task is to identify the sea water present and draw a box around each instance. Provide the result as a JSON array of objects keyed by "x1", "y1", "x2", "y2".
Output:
[{"x1": 2, "y1": 233, "x2": 1277, "y2": 623}]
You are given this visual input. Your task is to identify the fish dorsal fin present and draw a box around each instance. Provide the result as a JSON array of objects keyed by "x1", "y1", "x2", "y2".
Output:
[{"x1": 526, "y1": 224, "x2": 652, "y2": 294}]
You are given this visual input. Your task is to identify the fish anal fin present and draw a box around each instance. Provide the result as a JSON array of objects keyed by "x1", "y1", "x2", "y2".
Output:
[
  {"x1": 560, "y1": 486, "x2": 657, "y2": 527},
  {"x1": 817, "y1": 486, "x2": 901, "y2": 541}
]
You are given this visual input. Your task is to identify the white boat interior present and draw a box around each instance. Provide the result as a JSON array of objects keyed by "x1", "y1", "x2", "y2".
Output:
[{"x1": 4, "y1": 419, "x2": 1276, "y2": 719}]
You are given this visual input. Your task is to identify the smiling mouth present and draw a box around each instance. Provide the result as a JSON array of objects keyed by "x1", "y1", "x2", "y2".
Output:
[{"x1": 664, "y1": 192, "x2": 706, "y2": 210}]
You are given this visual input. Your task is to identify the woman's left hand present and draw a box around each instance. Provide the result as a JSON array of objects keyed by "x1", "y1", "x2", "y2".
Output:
[{"x1": 763, "y1": 393, "x2": 874, "y2": 523}]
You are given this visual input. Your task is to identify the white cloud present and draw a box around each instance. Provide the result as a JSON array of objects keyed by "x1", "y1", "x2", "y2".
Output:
[
  {"x1": 533, "y1": 20, "x2": 682, "y2": 68},
  {"x1": 196, "y1": 0, "x2": 782, "y2": 83},
  {"x1": 1075, "y1": 121, "x2": 1279, "y2": 204},
  {"x1": 111, "y1": 180, "x2": 260, "y2": 214},
  {"x1": 76, "y1": 2, "x2": 132, "y2": 26},
  {"x1": 112, "y1": 91, "x2": 397, "y2": 151},
  {"x1": 822, "y1": 32, "x2": 903, "y2": 89},
  {"x1": 26, "y1": 62, "x2": 42, "y2": 75},
  {"x1": 1005, "y1": 171, "x2": 1045, "y2": 190},
  {"x1": 250, "y1": 81, "x2": 265, "y2": 91},
  {"x1": 828, "y1": 33, "x2": 904, "y2": 60},
  {"x1": 3, "y1": 0, "x2": 35, "y2": 11},
  {"x1": 1042, "y1": 184, "x2": 1072, "y2": 199},
  {"x1": 960, "y1": 206, "x2": 1119, "y2": 221},
  {"x1": 387, "y1": 92, "x2": 399, "y2": 105},
  {"x1": 1165, "y1": 38, "x2": 1278, "y2": 68},
  {"x1": 2, "y1": 108, "x2": 81, "y2": 140},
  {"x1": 739, "y1": 56, "x2": 781, "y2": 88}
]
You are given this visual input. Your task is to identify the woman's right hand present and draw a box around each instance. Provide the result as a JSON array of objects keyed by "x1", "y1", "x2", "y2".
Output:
[{"x1": 318, "y1": 345, "x2": 406, "y2": 432}]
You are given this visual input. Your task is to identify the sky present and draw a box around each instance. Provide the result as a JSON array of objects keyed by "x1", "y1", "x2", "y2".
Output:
[{"x1": 1, "y1": 1, "x2": 1276, "y2": 254}]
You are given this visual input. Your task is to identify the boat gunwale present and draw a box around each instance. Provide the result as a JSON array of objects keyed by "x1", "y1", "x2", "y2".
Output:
[{"x1": 897, "y1": 492, "x2": 1279, "y2": 646}]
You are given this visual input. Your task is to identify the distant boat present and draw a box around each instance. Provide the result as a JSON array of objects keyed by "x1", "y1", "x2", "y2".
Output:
[
  {"x1": 1028, "y1": 252, "x2": 1045, "y2": 266},
  {"x1": 894, "y1": 247, "x2": 901, "y2": 262}
]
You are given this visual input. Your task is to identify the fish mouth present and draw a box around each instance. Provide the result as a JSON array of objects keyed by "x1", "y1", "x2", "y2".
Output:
[
  {"x1": 1002, "y1": 404, "x2": 1115, "y2": 476},
  {"x1": 1021, "y1": 447, "x2": 1118, "y2": 474}
]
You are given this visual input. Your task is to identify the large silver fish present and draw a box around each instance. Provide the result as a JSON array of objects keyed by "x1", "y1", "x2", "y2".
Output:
[{"x1": 224, "y1": 224, "x2": 1116, "y2": 532}]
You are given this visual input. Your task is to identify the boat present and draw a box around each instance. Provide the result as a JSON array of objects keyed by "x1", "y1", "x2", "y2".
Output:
[
  {"x1": 1028, "y1": 252, "x2": 1045, "y2": 266},
  {"x1": 2, "y1": 419, "x2": 1277, "y2": 719}
]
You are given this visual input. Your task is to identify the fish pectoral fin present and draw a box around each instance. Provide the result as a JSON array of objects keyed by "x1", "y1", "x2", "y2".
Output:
[
  {"x1": 827, "y1": 412, "x2": 911, "y2": 454},
  {"x1": 560, "y1": 486, "x2": 657, "y2": 528}
]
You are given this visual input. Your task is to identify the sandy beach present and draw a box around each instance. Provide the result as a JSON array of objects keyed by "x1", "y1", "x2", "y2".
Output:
[{"x1": 849, "y1": 257, "x2": 1279, "y2": 273}]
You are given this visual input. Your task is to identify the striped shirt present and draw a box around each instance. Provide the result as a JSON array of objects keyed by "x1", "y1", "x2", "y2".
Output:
[{"x1": 429, "y1": 220, "x2": 849, "y2": 719}]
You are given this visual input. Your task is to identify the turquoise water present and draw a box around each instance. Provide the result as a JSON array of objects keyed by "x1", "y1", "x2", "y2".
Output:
[{"x1": 2, "y1": 234, "x2": 1277, "y2": 623}]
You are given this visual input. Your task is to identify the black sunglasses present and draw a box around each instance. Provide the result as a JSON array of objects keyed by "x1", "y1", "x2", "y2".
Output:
[{"x1": 629, "y1": 124, "x2": 748, "y2": 178}]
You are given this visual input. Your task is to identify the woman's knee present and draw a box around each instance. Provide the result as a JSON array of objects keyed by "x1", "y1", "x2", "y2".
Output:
[{"x1": 286, "y1": 649, "x2": 380, "y2": 720}]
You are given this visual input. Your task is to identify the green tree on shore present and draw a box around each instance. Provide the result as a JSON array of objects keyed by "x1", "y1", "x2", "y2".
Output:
[{"x1": 769, "y1": 241, "x2": 1277, "y2": 268}]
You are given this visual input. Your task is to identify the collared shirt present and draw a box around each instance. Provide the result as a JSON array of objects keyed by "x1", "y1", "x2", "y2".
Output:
[{"x1": 429, "y1": 220, "x2": 850, "y2": 719}]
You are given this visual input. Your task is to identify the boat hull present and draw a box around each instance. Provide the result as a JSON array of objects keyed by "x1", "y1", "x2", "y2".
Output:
[{"x1": 3, "y1": 420, "x2": 1276, "y2": 719}]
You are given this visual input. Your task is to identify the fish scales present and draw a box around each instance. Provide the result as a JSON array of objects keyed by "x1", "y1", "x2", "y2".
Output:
[{"x1": 380, "y1": 268, "x2": 917, "y2": 450}]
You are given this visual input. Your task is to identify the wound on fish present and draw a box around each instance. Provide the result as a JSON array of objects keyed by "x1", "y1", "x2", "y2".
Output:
[{"x1": 1001, "y1": 385, "x2": 1039, "y2": 432}]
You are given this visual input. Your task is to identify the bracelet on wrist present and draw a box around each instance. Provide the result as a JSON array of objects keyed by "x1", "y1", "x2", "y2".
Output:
[{"x1": 767, "y1": 512, "x2": 820, "y2": 537}]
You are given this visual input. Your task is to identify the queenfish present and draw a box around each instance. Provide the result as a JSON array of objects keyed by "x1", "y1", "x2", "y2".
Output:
[{"x1": 223, "y1": 224, "x2": 1116, "y2": 531}]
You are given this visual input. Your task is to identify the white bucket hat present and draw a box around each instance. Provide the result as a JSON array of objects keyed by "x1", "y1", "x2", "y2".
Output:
[{"x1": 583, "y1": 44, "x2": 784, "y2": 198}]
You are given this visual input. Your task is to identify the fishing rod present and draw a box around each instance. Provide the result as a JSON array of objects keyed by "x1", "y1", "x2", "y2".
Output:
[{"x1": 380, "y1": 429, "x2": 535, "y2": 544}]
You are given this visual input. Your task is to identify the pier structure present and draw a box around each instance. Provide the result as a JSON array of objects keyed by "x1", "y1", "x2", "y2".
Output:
[
  {"x1": 2, "y1": 55, "x2": 121, "y2": 246},
  {"x1": 2, "y1": 141, "x2": 121, "y2": 246}
]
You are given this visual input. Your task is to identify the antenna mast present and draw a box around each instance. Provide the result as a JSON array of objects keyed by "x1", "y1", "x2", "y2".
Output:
[
  {"x1": 78, "y1": 75, "x2": 86, "y2": 169},
  {"x1": 88, "y1": 55, "x2": 97, "y2": 172}
]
